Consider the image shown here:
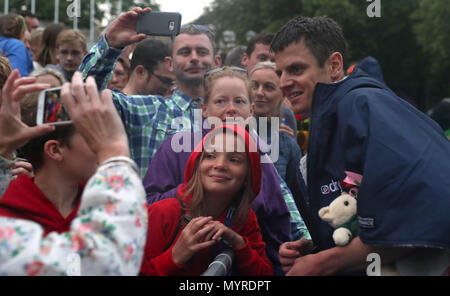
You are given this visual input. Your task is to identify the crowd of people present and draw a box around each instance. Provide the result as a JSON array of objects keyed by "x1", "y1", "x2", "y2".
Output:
[{"x1": 0, "y1": 7, "x2": 449, "y2": 276}]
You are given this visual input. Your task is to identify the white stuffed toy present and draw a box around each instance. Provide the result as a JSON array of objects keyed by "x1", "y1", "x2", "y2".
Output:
[{"x1": 318, "y1": 192, "x2": 358, "y2": 246}]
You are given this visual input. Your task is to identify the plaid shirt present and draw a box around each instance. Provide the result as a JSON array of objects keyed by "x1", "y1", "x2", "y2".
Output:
[
  {"x1": 79, "y1": 36, "x2": 203, "y2": 178},
  {"x1": 79, "y1": 36, "x2": 310, "y2": 240}
]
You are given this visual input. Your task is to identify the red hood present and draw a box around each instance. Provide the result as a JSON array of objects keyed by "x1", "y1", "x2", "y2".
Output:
[
  {"x1": 0, "y1": 174, "x2": 82, "y2": 235},
  {"x1": 177, "y1": 125, "x2": 261, "y2": 203}
]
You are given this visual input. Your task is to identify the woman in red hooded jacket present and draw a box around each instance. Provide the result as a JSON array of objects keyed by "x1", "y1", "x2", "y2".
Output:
[{"x1": 140, "y1": 125, "x2": 273, "y2": 276}]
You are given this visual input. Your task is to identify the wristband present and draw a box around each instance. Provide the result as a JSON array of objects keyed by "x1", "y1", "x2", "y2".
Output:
[{"x1": 99, "y1": 156, "x2": 140, "y2": 176}]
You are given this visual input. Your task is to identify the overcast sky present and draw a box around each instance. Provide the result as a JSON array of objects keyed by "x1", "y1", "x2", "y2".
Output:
[{"x1": 156, "y1": 0, "x2": 214, "y2": 24}]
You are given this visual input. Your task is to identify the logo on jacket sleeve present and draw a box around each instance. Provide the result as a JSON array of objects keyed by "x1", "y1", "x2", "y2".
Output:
[{"x1": 321, "y1": 180, "x2": 342, "y2": 195}]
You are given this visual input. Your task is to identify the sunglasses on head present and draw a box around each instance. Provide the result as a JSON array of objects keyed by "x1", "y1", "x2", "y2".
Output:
[
  {"x1": 180, "y1": 24, "x2": 216, "y2": 39},
  {"x1": 181, "y1": 24, "x2": 212, "y2": 32},
  {"x1": 204, "y1": 66, "x2": 247, "y2": 79}
]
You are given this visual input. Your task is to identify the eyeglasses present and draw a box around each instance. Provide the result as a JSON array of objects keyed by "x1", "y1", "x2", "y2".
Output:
[
  {"x1": 204, "y1": 66, "x2": 247, "y2": 79},
  {"x1": 152, "y1": 72, "x2": 174, "y2": 86}
]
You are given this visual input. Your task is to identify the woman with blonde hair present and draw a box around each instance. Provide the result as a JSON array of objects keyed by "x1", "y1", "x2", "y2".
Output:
[{"x1": 249, "y1": 61, "x2": 302, "y2": 183}]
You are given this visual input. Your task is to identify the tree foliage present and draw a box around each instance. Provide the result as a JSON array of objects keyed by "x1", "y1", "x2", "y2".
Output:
[
  {"x1": 0, "y1": 0, "x2": 159, "y2": 29},
  {"x1": 111, "y1": 0, "x2": 160, "y2": 17},
  {"x1": 412, "y1": 0, "x2": 450, "y2": 105},
  {"x1": 194, "y1": 0, "x2": 450, "y2": 110},
  {"x1": 1, "y1": 0, "x2": 104, "y2": 29}
]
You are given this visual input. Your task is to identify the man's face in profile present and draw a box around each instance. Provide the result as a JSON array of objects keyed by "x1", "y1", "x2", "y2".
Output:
[{"x1": 274, "y1": 41, "x2": 331, "y2": 116}]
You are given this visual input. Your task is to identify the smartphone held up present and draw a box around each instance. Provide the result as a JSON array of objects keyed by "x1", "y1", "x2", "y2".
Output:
[
  {"x1": 136, "y1": 11, "x2": 182, "y2": 37},
  {"x1": 37, "y1": 87, "x2": 72, "y2": 125}
]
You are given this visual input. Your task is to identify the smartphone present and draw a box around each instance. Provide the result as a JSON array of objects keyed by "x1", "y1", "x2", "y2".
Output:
[
  {"x1": 136, "y1": 11, "x2": 182, "y2": 37},
  {"x1": 37, "y1": 87, "x2": 72, "y2": 125}
]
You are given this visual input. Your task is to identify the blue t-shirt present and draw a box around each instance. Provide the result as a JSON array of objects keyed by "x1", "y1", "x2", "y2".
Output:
[{"x1": 0, "y1": 36, "x2": 34, "y2": 77}]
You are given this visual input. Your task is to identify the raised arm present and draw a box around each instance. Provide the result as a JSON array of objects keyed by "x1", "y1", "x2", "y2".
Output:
[
  {"x1": 0, "y1": 71, "x2": 147, "y2": 275},
  {"x1": 0, "y1": 70, "x2": 53, "y2": 196},
  {"x1": 79, "y1": 7, "x2": 150, "y2": 90}
]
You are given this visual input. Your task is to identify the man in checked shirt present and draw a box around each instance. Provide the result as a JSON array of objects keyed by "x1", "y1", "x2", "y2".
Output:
[
  {"x1": 78, "y1": 9, "x2": 309, "y2": 271},
  {"x1": 79, "y1": 7, "x2": 221, "y2": 177}
]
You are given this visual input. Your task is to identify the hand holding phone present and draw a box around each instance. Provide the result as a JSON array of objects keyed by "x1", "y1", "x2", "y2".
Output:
[
  {"x1": 105, "y1": 7, "x2": 151, "y2": 49},
  {"x1": 0, "y1": 70, "x2": 54, "y2": 159},
  {"x1": 61, "y1": 73, "x2": 130, "y2": 163}
]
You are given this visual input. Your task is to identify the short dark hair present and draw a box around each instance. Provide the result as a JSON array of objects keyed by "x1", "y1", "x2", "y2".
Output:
[
  {"x1": 270, "y1": 16, "x2": 347, "y2": 68},
  {"x1": 20, "y1": 92, "x2": 75, "y2": 173},
  {"x1": 246, "y1": 32, "x2": 274, "y2": 56},
  {"x1": 131, "y1": 38, "x2": 170, "y2": 73}
]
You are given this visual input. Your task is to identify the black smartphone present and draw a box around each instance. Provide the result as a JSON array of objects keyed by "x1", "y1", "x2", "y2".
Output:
[{"x1": 136, "y1": 11, "x2": 182, "y2": 37}]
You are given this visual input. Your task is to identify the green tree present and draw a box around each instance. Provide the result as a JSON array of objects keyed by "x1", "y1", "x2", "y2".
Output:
[
  {"x1": 0, "y1": 0, "x2": 104, "y2": 28},
  {"x1": 194, "y1": 0, "x2": 446, "y2": 110},
  {"x1": 0, "y1": 0, "x2": 159, "y2": 29},
  {"x1": 109, "y1": 0, "x2": 160, "y2": 19},
  {"x1": 412, "y1": 0, "x2": 450, "y2": 107}
]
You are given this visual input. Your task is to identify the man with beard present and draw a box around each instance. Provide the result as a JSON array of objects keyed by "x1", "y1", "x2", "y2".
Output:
[{"x1": 79, "y1": 7, "x2": 221, "y2": 177}]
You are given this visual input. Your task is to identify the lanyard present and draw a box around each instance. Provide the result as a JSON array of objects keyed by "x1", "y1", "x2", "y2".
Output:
[
  {"x1": 224, "y1": 206, "x2": 235, "y2": 228},
  {"x1": 213, "y1": 206, "x2": 236, "y2": 276}
]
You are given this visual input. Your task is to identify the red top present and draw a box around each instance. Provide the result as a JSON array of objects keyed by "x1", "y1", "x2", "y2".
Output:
[
  {"x1": 140, "y1": 125, "x2": 273, "y2": 276},
  {"x1": 0, "y1": 174, "x2": 82, "y2": 236}
]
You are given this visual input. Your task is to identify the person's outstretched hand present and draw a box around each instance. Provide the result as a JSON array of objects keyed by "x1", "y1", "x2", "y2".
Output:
[
  {"x1": 105, "y1": 7, "x2": 151, "y2": 49},
  {"x1": 61, "y1": 72, "x2": 129, "y2": 163},
  {"x1": 279, "y1": 238, "x2": 314, "y2": 273},
  {"x1": 0, "y1": 70, "x2": 54, "y2": 158}
]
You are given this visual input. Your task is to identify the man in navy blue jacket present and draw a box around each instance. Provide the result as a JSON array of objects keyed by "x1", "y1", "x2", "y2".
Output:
[{"x1": 273, "y1": 16, "x2": 450, "y2": 275}]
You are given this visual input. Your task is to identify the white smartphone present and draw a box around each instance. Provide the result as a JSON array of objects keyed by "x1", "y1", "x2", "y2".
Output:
[{"x1": 36, "y1": 87, "x2": 72, "y2": 125}]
